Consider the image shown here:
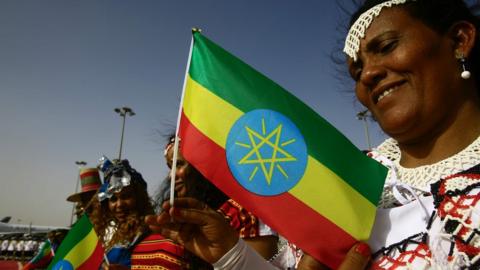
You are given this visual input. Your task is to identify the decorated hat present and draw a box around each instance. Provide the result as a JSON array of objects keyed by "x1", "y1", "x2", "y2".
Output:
[
  {"x1": 67, "y1": 167, "x2": 102, "y2": 202},
  {"x1": 98, "y1": 159, "x2": 147, "y2": 201}
]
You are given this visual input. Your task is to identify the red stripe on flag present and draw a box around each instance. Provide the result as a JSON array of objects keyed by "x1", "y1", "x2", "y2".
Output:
[
  {"x1": 32, "y1": 254, "x2": 53, "y2": 268},
  {"x1": 179, "y1": 111, "x2": 356, "y2": 269},
  {"x1": 76, "y1": 241, "x2": 104, "y2": 270},
  {"x1": 23, "y1": 254, "x2": 52, "y2": 270}
]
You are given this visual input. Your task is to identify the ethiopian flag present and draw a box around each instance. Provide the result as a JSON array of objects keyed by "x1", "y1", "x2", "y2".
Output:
[
  {"x1": 47, "y1": 214, "x2": 103, "y2": 270},
  {"x1": 178, "y1": 31, "x2": 387, "y2": 269},
  {"x1": 23, "y1": 240, "x2": 53, "y2": 270}
]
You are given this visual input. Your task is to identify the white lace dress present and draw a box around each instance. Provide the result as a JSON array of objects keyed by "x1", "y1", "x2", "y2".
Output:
[{"x1": 367, "y1": 137, "x2": 480, "y2": 269}]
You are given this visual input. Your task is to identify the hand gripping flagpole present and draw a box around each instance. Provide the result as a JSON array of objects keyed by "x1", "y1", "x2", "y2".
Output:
[{"x1": 169, "y1": 28, "x2": 199, "y2": 207}]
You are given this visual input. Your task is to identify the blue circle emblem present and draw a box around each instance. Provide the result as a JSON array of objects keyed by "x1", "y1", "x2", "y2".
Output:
[
  {"x1": 52, "y1": 260, "x2": 74, "y2": 270},
  {"x1": 226, "y1": 109, "x2": 308, "y2": 196}
]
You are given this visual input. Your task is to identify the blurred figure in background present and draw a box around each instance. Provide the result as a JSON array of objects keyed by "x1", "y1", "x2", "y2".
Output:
[{"x1": 66, "y1": 167, "x2": 102, "y2": 220}]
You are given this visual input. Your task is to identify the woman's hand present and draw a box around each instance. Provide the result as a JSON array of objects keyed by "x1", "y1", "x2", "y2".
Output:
[
  {"x1": 145, "y1": 197, "x2": 239, "y2": 263},
  {"x1": 297, "y1": 242, "x2": 371, "y2": 270}
]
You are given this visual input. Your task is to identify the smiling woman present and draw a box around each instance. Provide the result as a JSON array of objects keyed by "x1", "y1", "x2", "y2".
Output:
[
  {"x1": 91, "y1": 159, "x2": 212, "y2": 270},
  {"x1": 348, "y1": 1, "x2": 480, "y2": 149},
  {"x1": 344, "y1": 0, "x2": 480, "y2": 268},
  {"x1": 107, "y1": 185, "x2": 138, "y2": 223},
  {"x1": 90, "y1": 160, "x2": 154, "y2": 269}
]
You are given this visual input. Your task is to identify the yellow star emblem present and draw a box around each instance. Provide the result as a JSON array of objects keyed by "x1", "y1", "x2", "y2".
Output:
[{"x1": 235, "y1": 118, "x2": 297, "y2": 185}]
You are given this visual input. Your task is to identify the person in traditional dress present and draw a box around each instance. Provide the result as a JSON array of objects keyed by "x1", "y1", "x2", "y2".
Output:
[
  {"x1": 92, "y1": 159, "x2": 212, "y2": 270},
  {"x1": 90, "y1": 160, "x2": 154, "y2": 269}
]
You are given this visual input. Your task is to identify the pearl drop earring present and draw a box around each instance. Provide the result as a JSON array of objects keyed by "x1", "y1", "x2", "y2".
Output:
[
  {"x1": 460, "y1": 57, "x2": 471, "y2": 79},
  {"x1": 456, "y1": 51, "x2": 471, "y2": 80}
]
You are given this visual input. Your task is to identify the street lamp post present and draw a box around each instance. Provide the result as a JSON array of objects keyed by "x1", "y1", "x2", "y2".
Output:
[
  {"x1": 70, "y1": 161, "x2": 87, "y2": 225},
  {"x1": 114, "y1": 107, "x2": 135, "y2": 160},
  {"x1": 356, "y1": 110, "x2": 372, "y2": 151}
]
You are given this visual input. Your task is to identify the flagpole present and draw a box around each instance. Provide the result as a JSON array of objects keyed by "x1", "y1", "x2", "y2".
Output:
[
  {"x1": 103, "y1": 254, "x2": 110, "y2": 266},
  {"x1": 169, "y1": 28, "x2": 198, "y2": 207}
]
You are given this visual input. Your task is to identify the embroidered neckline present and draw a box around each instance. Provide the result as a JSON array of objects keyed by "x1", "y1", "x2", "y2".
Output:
[{"x1": 373, "y1": 136, "x2": 480, "y2": 207}]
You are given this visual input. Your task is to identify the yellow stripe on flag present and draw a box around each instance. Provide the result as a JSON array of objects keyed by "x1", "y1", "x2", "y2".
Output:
[
  {"x1": 183, "y1": 76, "x2": 243, "y2": 147},
  {"x1": 290, "y1": 157, "x2": 377, "y2": 239},
  {"x1": 184, "y1": 76, "x2": 376, "y2": 239},
  {"x1": 63, "y1": 228, "x2": 98, "y2": 268}
]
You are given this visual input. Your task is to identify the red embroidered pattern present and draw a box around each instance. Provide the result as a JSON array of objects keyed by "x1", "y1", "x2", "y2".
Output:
[
  {"x1": 217, "y1": 199, "x2": 260, "y2": 238},
  {"x1": 434, "y1": 174, "x2": 480, "y2": 265},
  {"x1": 372, "y1": 242, "x2": 431, "y2": 270},
  {"x1": 371, "y1": 165, "x2": 480, "y2": 269}
]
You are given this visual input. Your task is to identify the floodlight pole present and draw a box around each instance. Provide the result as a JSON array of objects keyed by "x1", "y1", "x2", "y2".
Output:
[
  {"x1": 356, "y1": 110, "x2": 372, "y2": 150},
  {"x1": 114, "y1": 107, "x2": 135, "y2": 160}
]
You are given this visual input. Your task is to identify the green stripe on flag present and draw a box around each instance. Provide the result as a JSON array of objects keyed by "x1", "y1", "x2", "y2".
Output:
[
  {"x1": 189, "y1": 32, "x2": 386, "y2": 204},
  {"x1": 63, "y1": 229, "x2": 99, "y2": 268},
  {"x1": 47, "y1": 214, "x2": 93, "y2": 269},
  {"x1": 29, "y1": 240, "x2": 51, "y2": 264}
]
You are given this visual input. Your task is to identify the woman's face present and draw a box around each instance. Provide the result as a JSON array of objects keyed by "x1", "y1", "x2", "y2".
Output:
[
  {"x1": 349, "y1": 7, "x2": 463, "y2": 144},
  {"x1": 108, "y1": 185, "x2": 137, "y2": 222},
  {"x1": 165, "y1": 147, "x2": 191, "y2": 197}
]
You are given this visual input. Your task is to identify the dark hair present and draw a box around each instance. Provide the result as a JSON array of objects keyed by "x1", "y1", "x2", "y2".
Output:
[
  {"x1": 160, "y1": 135, "x2": 229, "y2": 210},
  {"x1": 155, "y1": 136, "x2": 217, "y2": 270},
  {"x1": 184, "y1": 167, "x2": 229, "y2": 210},
  {"x1": 91, "y1": 160, "x2": 154, "y2": 250},
  {"x1": 350, "y1": 0, "x2": 480, "y2": 87}
]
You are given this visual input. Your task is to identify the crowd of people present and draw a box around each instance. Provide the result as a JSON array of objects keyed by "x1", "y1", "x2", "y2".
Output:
[
  {"x1": 86, "y1": 136, "x2": 284, "y2": 269},
  {"x1": 17, "y1": 135, "x2": 282, "y2": 269},
  {"x1": 7, "y1": 0, "x2": 480, "y2": 269},
  {"x1": 0, "y1": 233, "x2": 47, "y2": 261}
]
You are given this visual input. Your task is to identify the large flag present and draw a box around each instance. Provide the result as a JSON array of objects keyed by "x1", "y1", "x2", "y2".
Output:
[
  {"x1": 47, "y1": 215, "x2": 103, "y2": 270},
  {"x1": 23, "y1": 240, "x2": 53, "y2": 270},
  {"x1": 178, "y1": 31, "x2": 388, "y2": 269}
]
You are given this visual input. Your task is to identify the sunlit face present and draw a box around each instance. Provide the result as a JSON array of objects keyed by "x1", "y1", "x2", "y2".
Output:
[
  {"x1": 75, "y1": 191, "x2": 96, "y2": 218},
  {"x1": 349, "y1": 7, "x2": 462, "y2": 144},
  {"x1": 108, "y1": 185, "x2": 137, "y2": 222},
  {"x1": 74, "y1": 192, "x2": 96, "y2": 217},
  {"x1": 165, "y1": 146, "x2": 191, "y2": 198}
]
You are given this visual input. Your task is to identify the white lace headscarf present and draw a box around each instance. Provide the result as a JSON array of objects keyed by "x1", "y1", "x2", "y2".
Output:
[{"x1": 344, "y1": 0, "x2": 415, "y2": 61}]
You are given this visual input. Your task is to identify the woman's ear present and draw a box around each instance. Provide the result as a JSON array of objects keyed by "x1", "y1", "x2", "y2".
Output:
[{"x1": 449, "y1": 21, "x2": 477, "y2": 57}]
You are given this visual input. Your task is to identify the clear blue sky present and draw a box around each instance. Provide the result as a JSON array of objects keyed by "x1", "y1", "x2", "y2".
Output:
[{"x1": 0, "y1": 0, "x2": 389, "y2": 226}]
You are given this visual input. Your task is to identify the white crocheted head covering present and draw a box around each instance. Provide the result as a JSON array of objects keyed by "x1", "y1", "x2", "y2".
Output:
[{"x1": 344, "y1": 0, "x2": 415, "y2": 62}]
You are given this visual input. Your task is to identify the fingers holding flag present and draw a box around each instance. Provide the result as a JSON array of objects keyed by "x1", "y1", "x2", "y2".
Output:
[{"x1": 145, "y1": 197, "x2": 239, "y2": 264}]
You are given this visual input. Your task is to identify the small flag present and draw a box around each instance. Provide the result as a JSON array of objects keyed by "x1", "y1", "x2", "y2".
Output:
[
  {"x1": 47, "y1": 215, "x2": 104, "y2": 270},
  {"x1": 23, "y1": 240, "x2": 53, "y2": 270},
  {"x1": 177, "y1": 31, "x2": 388, "y2": 269}
]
